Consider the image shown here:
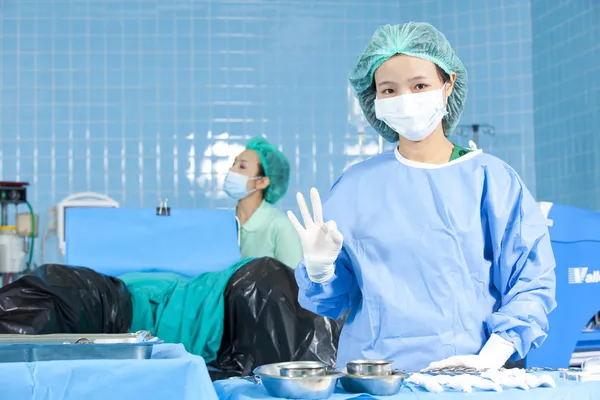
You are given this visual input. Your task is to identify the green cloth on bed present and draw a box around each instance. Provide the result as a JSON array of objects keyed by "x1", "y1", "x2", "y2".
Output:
[{"x1": 119, "y1": 258, "x2": 252, "y2": 362}]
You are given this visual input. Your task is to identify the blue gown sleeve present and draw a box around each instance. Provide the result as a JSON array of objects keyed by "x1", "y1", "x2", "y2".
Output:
[
  {"x1": 295, "y1": 245, "x2": 359, "y2": 320},
  {"x1": 485, "y1": 167, "x2": 557, "y2": 359}
]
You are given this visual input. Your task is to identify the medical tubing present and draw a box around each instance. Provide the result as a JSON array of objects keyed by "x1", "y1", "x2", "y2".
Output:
[{"x1": 24, "y1": 201, "x2": 35, "y2": 268}]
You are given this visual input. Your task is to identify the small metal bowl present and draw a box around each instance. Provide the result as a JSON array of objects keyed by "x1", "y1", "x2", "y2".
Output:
[
  {"x1": 254, "y1": 363, "x2": 342, "y2": 400},
  {"x1": 279, "y1": 361, "x2": 329, "y2": 377},
  {"x1": 339, "y1": 368, "x2": 406, "y2": 396},
  {"x1": 346, "y1": 360, "x2": 393, "y2": 376}
]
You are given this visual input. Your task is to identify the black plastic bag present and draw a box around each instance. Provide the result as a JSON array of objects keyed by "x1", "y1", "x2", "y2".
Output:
[
  {"x1": 0, "y1": 264, "x2": 132, "y2": 334},
  {"x1": 210, "y1": 257, "x2": 343, "y2": 379}
]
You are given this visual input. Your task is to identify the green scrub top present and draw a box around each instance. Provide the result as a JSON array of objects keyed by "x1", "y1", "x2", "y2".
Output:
[
  {"x1": 238, "y1": 201, "x2": 303, "y2": 269},
  {"x1": 450, "y1": 144, "x2": 471, "y2": 161}
]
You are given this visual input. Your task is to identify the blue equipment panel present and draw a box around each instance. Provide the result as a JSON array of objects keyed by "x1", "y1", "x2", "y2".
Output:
[
  {"x1": 525, "y1": 203, "x2": 600, "y2": 368},
  {"x1": 65, "y1": 207, "x2": 241, "y2": 277}
]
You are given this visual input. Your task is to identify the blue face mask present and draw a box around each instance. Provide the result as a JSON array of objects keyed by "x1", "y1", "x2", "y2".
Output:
[{"x1": 224, "y1": 171, "x2": 260, "y2": 201}]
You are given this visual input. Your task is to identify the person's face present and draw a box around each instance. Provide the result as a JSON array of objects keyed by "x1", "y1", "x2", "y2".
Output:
[
  {"x1": 374, "y1": 54, "x2": 456, "y2": 104},
  {"x1": 230, "y1": 149, "x2": 270, "y2": 191}
]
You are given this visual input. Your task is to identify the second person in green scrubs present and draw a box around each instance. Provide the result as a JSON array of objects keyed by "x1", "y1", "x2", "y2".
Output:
[{"x1": 224, "y1": 137, "x2": 303, "y2": 268}]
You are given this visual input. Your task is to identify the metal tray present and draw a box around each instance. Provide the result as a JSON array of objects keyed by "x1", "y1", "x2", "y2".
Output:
[
  {"x1": 0, "y1": 331, "x2": 162, "y2": 363},
  {"x1": 561, "y1": 371, "x2": 600, "y2": 383}
]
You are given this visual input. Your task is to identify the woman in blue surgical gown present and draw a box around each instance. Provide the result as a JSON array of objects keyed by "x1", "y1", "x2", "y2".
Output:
[{"x1": 287, "y1": 23, "x2": 557, "y2": 372}]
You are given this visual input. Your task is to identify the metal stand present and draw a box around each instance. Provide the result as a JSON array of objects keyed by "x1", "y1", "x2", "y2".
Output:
[
  {"x1": 1, "y1": 204, "x2": 6, "y2": 226},
  {"x1": 0, "y1": 182, "x2": 31, "y2": 283},
  {"x1": 455, "y1": 123, "x2": 495, "y2": 147}
]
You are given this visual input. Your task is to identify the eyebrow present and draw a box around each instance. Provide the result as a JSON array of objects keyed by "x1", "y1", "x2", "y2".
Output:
[
  {"x1": 377, "y1": 80, "x2": 396, "y2": 86},
  {"x1": 407, "y1": 75, "x2": 429, "y2": 82},
  {"x1": 377, "y1": 76, "x2": 429, "y2": 86}
]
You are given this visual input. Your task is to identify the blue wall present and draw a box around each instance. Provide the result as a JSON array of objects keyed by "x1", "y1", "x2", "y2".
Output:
[
  {"x1": 1, "y1": 0, "x2": 391, "y2": 215},
  {"x1": 2, "y1": 0, "x2": 591, "y2": 264},
  {"x1": 532, "y1": 0, "x2": 600, "y2": 210}
]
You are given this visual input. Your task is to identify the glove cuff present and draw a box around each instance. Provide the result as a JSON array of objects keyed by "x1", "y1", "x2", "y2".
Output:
[
  {"x1": 479, "y1": 334, "x2": 515, "y2": 368},
  {"x1": 308, "y1": 267, "x2": 335, "y2": 283},
  {"x1": 304, "y1": 256, "x2": 335, "y2": 283}
]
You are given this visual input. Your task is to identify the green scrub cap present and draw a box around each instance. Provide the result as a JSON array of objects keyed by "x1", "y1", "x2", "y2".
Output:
[
  {"x1": 246, "y1": 137, "x2": 290, "y2": 204},
  {"x1": 349, "y1": 22, "x2": 468, "y2": 142}
]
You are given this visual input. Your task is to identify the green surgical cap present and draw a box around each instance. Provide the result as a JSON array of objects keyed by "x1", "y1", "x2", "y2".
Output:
[
  {"x1": 246, "y1": 136, "x2": 290, "y2": 204},
  {"x1": 349, "y1": 22, "x2": 468, "y2": 142}
]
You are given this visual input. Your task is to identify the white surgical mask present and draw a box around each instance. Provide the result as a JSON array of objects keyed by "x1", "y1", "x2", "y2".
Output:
[
  {"x1": 223, "y1": 171, "x2": 259, "y2": 201},
  {"x1": 374, "y1": 85, "x2": 448, "y2": 142}
]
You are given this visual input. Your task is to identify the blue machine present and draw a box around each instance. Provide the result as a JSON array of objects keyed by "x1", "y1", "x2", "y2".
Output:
[
  {"x1": 65, "y1": 207, "x2": 241, "y2": 276},
  {"x1": 525, "y1": 203, "x2": 600, "y2": 368}
]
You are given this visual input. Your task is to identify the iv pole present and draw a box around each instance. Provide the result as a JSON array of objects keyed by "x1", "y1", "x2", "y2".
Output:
[{"x1": 455, "y1": 123, "x2": 495, "y2": 148}]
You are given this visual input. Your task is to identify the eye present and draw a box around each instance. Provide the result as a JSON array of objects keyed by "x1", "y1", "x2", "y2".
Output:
[
  {"x1": 382, "y1": 88, "x2": 395, "y2": 95},
  {"x1": 414, "y1": 83, "x2": 427, "y2": 90}
]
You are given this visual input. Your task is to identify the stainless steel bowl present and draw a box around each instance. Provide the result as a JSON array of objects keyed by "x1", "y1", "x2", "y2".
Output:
[
  {"x1": 339, "y1": 368, "x2": 406, "y2": 396},
  {"x1": 254, "y1": 363, "x2": 342, "y2": 399},
  {"x1": 279, "y1": 361, "x2": 329, "y2": 377},
  {"x1": 346, "y1": 360, "x2": 393, "y2": 376}
]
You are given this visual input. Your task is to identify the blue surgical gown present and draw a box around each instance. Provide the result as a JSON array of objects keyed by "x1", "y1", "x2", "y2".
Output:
[{"x1": 295, "y1": 149, "x2": 557, "y2": 371}]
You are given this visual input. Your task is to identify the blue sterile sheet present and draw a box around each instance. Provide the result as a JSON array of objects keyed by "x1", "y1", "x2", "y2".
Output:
[
  {"x1": 214, "y1": 373, "x2": 600, "y2": 400},
  {"x1": 65, "y1": 207, "x2": 241, "y2": 277},
  {"x1": 0, "y1": 343, "x2": 218, "y2": 400}
]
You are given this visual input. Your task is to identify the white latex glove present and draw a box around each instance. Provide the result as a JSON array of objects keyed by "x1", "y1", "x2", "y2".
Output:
[
  {"x1": 436, "y1": 375, "x2": 473, "y2": 392},
  {"x1": 453, "y1": 375, "x2": 502, "y2": 392},
  {"x1": 440, "y1": 375, "x2": 503, "y2": 392},
  {"x1": 423, "y1": 334, "x2": 515, "y2": 372},
  {"x1": 287, "y1": 188, "x2": 343, "y2": 283},
  {"x1": 408, "y1": 374, "x2": 502, "y2": 393},
  {"x1": 481, "y1": 370, "x2": 529, "y2": 390},
  {"x1": 406, "y1": 373, "x2": 444, "y2": 393},
  {"x1": 482, "y1": 369, "x2": 556, "y2": 390},
  {"x1": 525, "y1": 373, "x2": 556, "y2": 389}
]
